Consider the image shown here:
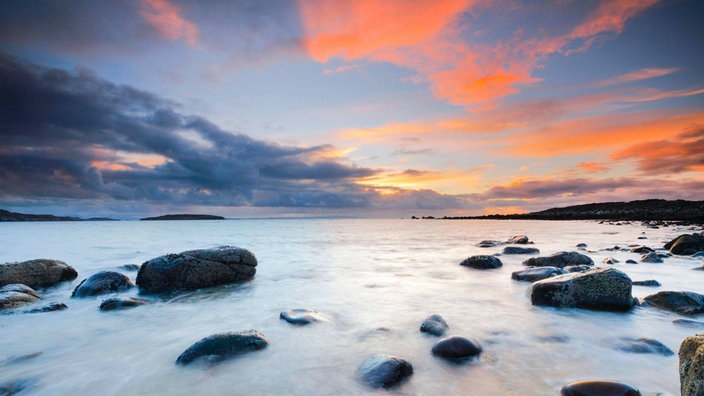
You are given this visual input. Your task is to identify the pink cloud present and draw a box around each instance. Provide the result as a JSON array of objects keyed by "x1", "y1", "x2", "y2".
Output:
[{"x1": 139, "y1": 0, "x2": 198, "y2": 45}]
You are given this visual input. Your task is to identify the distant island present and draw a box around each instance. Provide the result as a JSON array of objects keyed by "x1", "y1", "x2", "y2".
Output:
[
  {"x1": 140, "y1": 214, "x2": 225, "y2": 221},
  {"x1": 432, "y1": 199, "x2": 704, "y2": 222},
  {"x1": 0, "y1": 209, "x2": 118, "y2": 222}
]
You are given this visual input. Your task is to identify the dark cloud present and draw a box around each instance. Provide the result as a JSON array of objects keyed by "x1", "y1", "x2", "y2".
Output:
[{"x1": 611, "y1": 128, "x2": 704, "y2": 174}]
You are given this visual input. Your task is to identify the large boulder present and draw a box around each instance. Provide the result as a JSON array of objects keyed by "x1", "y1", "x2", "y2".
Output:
[
  {"x1": 680, "y1": 334, "x2": 704, "y2": 396},
  {"x1": 530, "y1": 267, "x2": 634, "y2": 312},
  {"x1": 137, "y1": 246, "x2": 257, "y2": 292},
  {"x1": 176, "y1": 330, "x2": 268, "y2": 365},
  {"x1": 431, "y1": 336, "x2": 482, "y2": 360},
  {"x1": 665, "y1": 233, "x2": 704, "y2": 255},
  {"x1": 0, "y1": 284, "x2": 41, "y2": 310},
  {"x1": 642, "y1": 291, "x2": 704, "y2": 315},
  {"x1": 511, "y1": 267, "x2": 566, "y2": 282},
  {"x1": 420, "y1": 314, "x2": 449, "y2": 336},
  {"x1": 560, "y1": 380, "x2": 640, "y2": 396},
  {"x1": 0, "y1": 259, "x2": 77, "y2": 288},
  {"x1": 502, "y1": 246, "x2": 540, "y2": 255},
  {"x1": 522, "y1": 251, "x2": 593, "y2": 269},
  {"x1": 72, "y1": 271, "x2": 134, "y2": 297},
  {"x1": 357, "y1": 354, "x2": 413, "y2": 389},
  {"x1": 460, "y1": 255, "x2": 502, "y2": 270}
]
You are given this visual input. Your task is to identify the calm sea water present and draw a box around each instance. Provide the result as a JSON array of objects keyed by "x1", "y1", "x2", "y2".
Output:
[{"x1": 1, "y1": 219, "x2": 703, "y2": 395}]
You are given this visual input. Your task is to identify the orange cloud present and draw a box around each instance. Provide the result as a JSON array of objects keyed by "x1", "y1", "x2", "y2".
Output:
[
  {"x1": 576, "y1": 162, "x2": 610, "y2": 173},
  {"x1": 140, "y1": 0, "x2": 198, "y2": 45},
  {"x1": 611, "y1": 128, "x2": 704, "y2": 174},
  {"x1": 591, "y1": 67, "x2": 679, "y2": 88}
]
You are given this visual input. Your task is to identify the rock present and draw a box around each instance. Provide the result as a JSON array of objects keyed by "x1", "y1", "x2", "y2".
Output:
[
  {"x1": 630, "y1": 246, "x2": 653, "y2": 254},
  {"x1": 99, "y1": 297, "x2": 149, "y2": 311},
  {"x1": 679, "y1": 334, "x2": 704, "y2": 395},
  {"x1": 665, "y1": 233, "x2": 704, "y2": 255},
  {"x1": 530, "y1": 267, "x2": 634, "y2": 312},
  {"x1": 0, "y1": 259, "x2": 77, "y2": 288},
  {"x1": 576, "y1": 243, "x2": 588, "y2": 249},
  {"x1": 674, "y1": 319, "x2": 704, "y2": 328},
  {"x1": 640, "y1": 252, "x2": 663, "y2": 263},
  {"x1": 632, "y1": 280, "x2": 661, "y2": 287},
  {"x1": 507, "y1": 235, "x2": 530, "y2": 244},
  {"x1": 511, "y1": 267, "x2": 566, "y2": 282},
  {"x1": 176, "y1": 330, "x2": 268, "y2": 365},
  {"x1": 564, "y1": 265, "x2": 592, "y2": 273},
  {"x1": 614, "y1": 337, "x2": 674, "y2": 356},
  {"x1": 460, "y1": 255, "x2": 502, "y2": 270},
  {"x1": 118, "y1": 264, "x2": 140, "y2": 271},
  {"x1": 522, "y1": 251, "x2": 593, "y2": 269},
  {"x1": 279, "y1": 309, "x2": 327, "y2": 325},
  {"x1": 71, "y1": 271, "x2": 134, "y2": 297},
  {"x1": 637, "y1": 236, "x2": 647, "y2": 240},
  {"x1": 502, "y1": 246, "x2": 540, "y2": 255},
  {"x1": 625, "y1": 259, "x2": 638, "y2": 264},
  {"x1": 137, "y1": 246, "x2": 257, "y2": 292},
  {"x1": 420, "y1": 314, "x2": 449, "y2": 336},
  {"x1": 560, "y1": 380, "x2": 640, "y2": 396},
  {"x1": 431, "y1": 336, "x2": 482, "y2": 360},
  {"x1": 0, "y1": 284, "x2": 41, "y2": 310},
  {"x1": 643, "y1": 291, "x2": 704, "y2": 315},
  {"x1": 602, "y1": 257, "x2": 619, "y2": 264},
  {"x1": 0, "y1": 377, "x2": 39, "y2": 396},
  {"x1": 476, "y1": 240, "x2": 504, "y2": 248},
  {"x1": 24, "y1": 302, "x2": 68, "y2": 313},
  {"x1": 357, "y1": 354, "x2": 413, "y2": 389}
]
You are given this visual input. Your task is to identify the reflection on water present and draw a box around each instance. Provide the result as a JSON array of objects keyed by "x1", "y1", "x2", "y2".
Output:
[{"x1": 0, "y1": 219, "x2": 702, "y2": 395}]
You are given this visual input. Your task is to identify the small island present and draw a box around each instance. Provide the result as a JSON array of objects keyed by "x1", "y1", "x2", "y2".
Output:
[{"x1": 140, "y1": 214, "x2": 226, "y2": 221}]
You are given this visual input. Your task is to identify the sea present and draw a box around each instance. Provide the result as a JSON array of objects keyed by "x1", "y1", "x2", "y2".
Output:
[{"x1": 1, "y1": 219, "x2": 703, "y2": 395}]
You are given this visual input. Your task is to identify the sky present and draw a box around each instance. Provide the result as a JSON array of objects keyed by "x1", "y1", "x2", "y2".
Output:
[{"x1": 0, "y1": 0, "x2": 702, "y2": 219}]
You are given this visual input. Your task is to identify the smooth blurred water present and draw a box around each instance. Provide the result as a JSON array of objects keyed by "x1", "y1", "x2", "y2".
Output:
[{"x1": 1, "y1": 219, "x2": 703, "y2": 395}]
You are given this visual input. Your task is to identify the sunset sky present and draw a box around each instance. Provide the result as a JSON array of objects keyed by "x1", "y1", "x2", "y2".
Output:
[{"x1": 1, "y1": 0, "x2": 702, "y2": 218}]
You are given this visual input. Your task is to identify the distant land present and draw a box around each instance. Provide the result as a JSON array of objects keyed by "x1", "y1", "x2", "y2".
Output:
[
  {"x1": 0, "y1": 209, "x2": 117, "y2": 222},
  {"x1": 140, "y1": 214, "x2": 225, "y2": 221},
  {"x1": 432, "y1": 199, "x2": 704, "y2": 222}
]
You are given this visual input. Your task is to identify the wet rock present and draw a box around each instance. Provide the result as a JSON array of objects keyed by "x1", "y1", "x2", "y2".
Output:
[
  {"x1": 643, "y1": 291, "x2": 704, "y2": 315},
  {"x1": 71, "y1": 271, "x2": 134, "y2": 297},
  {"x1": 0, "y1": 377, "x2": 39, "y2": 396},
  {"x1": 279, "y1": 308, "x2": 327, "y2": 325},
  {"x1": 476, "y1": 240, "x2": 504, "y2": 248},
  {"x1": 530, "y1": 267, "x2": 634, "y2": 312},
  {"x1": 99, "y1": 297, "x2": 149, "y2": 311},
  {"x1": 560, "y1": 380, "x2": 640, "y2": 396},
  {"x1": 0, "y1": 284, "x2": 41, "y2": 310},
  {"x1": 176, "y1": 330, "x2": 268, "y2": 365},
  {"x1": 357, "y1": 354, "x2": 413, "y2": 389},
  {"x1": 420, "y1": 314, "x2": 449, "y2": 336},
  {"x1": 431, "y1": 336, "x2": 482, "y2": 360},
  {"x1": 460, "y1": 255, "x2": 502, "y2": 270},
  {"x1": 665, "y1": 233, "x2": 704, "y2": 255},
  {"x1": 637, "y1": 236, "x2": 647, "y2": 240},
  {"x1": 640, "y1": 252, "x2": 663, "y2": 263},
  {"x1": 614, "y1": 337, "x2": 674, "y2": 356},
  {"x1": 564, "y1": 265, "x2": 592, "y2": 273},
  {"x1": 673, "y1": 319, "x2": 704, "y2": 328},
  {"x1": 507, "y1": 235, "x2": 530, "y2": 244},
  {"x1": 137, "y1": 246, "x2": 257, "y2": 292},
  {"x1": 679, "y1": 334, "x2": 704, "y2": 396},
  {"x1": 0, "y1": 259, "x2": 77, "y2": 288},
  {"x1": 502, "y1": 246, "x2": 540, "y2": 255},
  {"x1": 625, "y1": 259, "x2": 638, "y2": 264},
  {"x1": 522, "y1": 251, "x2": 593, "y2": 269},
  {"x1": 511, "y1": 267, "x2": 566, "y2": 282},
  {"x1": 576, "y1": 243, "x2": 588, "y2": 250},
  {"x1": 24, "y1": 302, "x2": 68, "y2": 313},
  {"x1": 602, "y1": 257, "x2": 619, "y2": 264},
  {"x1": 118, "y1": 264, "x2": 140, "y2": 271},
  {"x1": 632, "y1": 280, "x2": 661, "y2": 287},
  {"x1": 630, "y1": 246, "x2": 653, "y2": 254}
]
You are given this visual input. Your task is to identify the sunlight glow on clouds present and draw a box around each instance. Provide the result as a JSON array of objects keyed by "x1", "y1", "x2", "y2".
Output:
[{"x1": 139, "y1": 0, "x2": 199, "y2": 45}]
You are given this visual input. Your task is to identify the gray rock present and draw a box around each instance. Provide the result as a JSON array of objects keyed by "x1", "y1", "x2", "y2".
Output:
[
  {"x1": 460, "y1": 255, "x2": 502, "y2": 270},
  {"x1": 564, "y1": 265, "x2": 592, "y2": 273},
  {"x1": 420, "y1": 314, "x2": 449, "y2": 336},
  {"x1": 432, "y1": 336, "x2": 482, "y2": 360},
  {"x1": 625, "y1": 259, "x2": 638, "y2": 264},
  {"x1": 632, "y1": 280, "x2": 660, "y2": 287},
  {"x1": 99, "y1": 297, "x2": 149, "y2": 311},
  {"x1": 118, "y1": 264, "x2": 140, "y2": 271},
  {"x1": 24, "y1": 302, "x2": 68, "y2": 313},
  {"x1": 357, "y1": 354, "x2": 413, "y2": 389},
  {"x1": 511, "y1": 267, "x2": 566, "y2": 282},
  {"x1": 640, "y1": 252, "x2": 663, "y2": 263},
  {"x1": 137, "y1": 246, "x2": 257, "y2": 292},
  {"x1": 680, "y1": 334, "x2": 704, "y2": 396},
  {"x1": 614, "y1": 337, "x2": 674, "y2": 356},
  {"x1": 522, "y1": 251, "x2": 593, "y2": 269},
  {"x1": 643, "y1": 291, "x2": 704, "y2": 315},
  {"x1": 0, "y1": 284, "x2": 41, "y2": 310},
  {"x1": 0, "y1": 259, "x2": 77, "y2": 288},
  {"x1": 665, "y1": 233, "x2": 704, "y2": 255},
  {"x1": 530, "y1": 267, "x2": 634, "y2": 312},
  {"x1": 502, "y1": 246, "x2": 540, "y2": 255},
  {"x1": 673, "y1": 319, "x2": 704, "y2": 328},
  {"x1": 176, "y1": 330, "x2": 268, "y2": 365},
  {"x1": 602, "y1": 257, "x2": 619, "y2": 264},
  {"x1": 72, "y1": 271, "x2": 134, "y2": 297},
  {"x1": 0, "y1": 377, "x2": 39, "y2": 396},
  {"x1": 576, "y1": 243, "x2": 588, "y2": 249},
  {"x1": 279, "y1": 309, "x2": 327, "y2": 325},
  {"x1": 560, "y1": 380, "x2": 640, "y2": 395},
  {"x1": 630, "y1": 246, "x2": 653, "y2": 254},
  {"x1": 476, "y1": 240, "x2": 504, "y2": 248},
  {"x1": 507, "y1": 235, "x2": 530, "y2": 244}
]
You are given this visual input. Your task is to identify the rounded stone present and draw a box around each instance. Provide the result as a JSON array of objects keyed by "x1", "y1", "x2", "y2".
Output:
[
  {"x1": 642, "y1": 291, "x2": 704, "y2": 315},
  {"x1": 279, "y1": 308, "x2": 327, "y2": 325},
  {"x1": 0, "y1": 284, "x2": 41, "y2": 310},
  {"x1": 357, "y1": 354, "x2": 413, "y2": 389},
  {"x1": 560, "y1": 380, "x2": 640, "y2": 395},
  {"x1": 502, "y1": 246, "x2": 540, "y2": 255},
  {"x1": 99, "y1": 297, "x2": 149, "y2": 311},
  {"x1": 460, "y1": 255, "x2": 503, "y2": 270},
  {"x1": 0, "y1": 259, "x2": 77, "y2": 288},
  {"x1": 431, "y1": 336, "x2": 482, "y2": 360},
  {"x1": 522, "y1": 251, "x2": 593, "y2": 269},
  {"x1": 420, "y1": 314, "x2": 449, "y2": 336},
  {"x1": 511, "y1": 267, "x2": 566, "y2": 282},
  {"x1": 176, "y1": 330, "x2": 268, "y2": 365},
  {"x1": 507, "y1": 235, "x2": 530, "y2": 244},
  {"x1": 72, "y1": 271, "x2": 134, "y2": 297}
]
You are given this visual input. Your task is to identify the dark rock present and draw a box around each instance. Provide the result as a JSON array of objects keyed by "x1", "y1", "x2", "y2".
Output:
[
  {"x1": 420, "y1": 314, "x2": 449, "y2": 336},
  {"x1": 511, "y1": 267, "x2": 566, "y2": 282},
  {"x1": 118, "y1": 264, "x2": 140, "y2": 271},
  {"x1": 625, "y1": 259, "x2": 638, "y2": 264},
  {"x1": 637, "y1": 236, "x2": 648, "y2": 240},
  {"x1": 507, "y1": 235, "x2": 530, "y2": 244},
  {"x1": 24, "y1": 302, "x2": 68, "y2": 313},
  {"x1": 602, "y1": 257, "x2": 619, "y2": 264},
  {"x1": 431, "y1": 336, "x2": 482, "y2": 360},
  {"x1": 137, "y1": 246, "x2": 257, "y2": 292},
  {"x1": 279, "y1": 309, "x2": 327, "y2": 325},
  {"x1": 176, "y1": 330, "x2": 268, "y2": 365},
  {"x1": 0, "y1": 284, "x2": 41, "y2": 310},
  {"x1": 643, "y1": 291, "x2": 704, "y2": 315},
  {"x1": 71, "y1": 271, "x2": 134, "y2": 297},
  {"x1": 576, "y1": 243, "x2": 588, "y2": 249},
  {"x1": 99, "y1": 297, "x2": 149, "y2": 311},
  {"x1": 0, "y1": 259, "x2": 77, "y2": 288},
  {"x1": 560, "y1": 380, "x2": 640, "y2": 396},
  {"x1": 614, "y1": 337, "x2": 674, "y2": 356},
  {"x1": 564, "y1": 265, "x2": 592, "y2": 273},
  {"x1": 632, "y1": 280, "x2": 661, "y2": 287},
  {"x1": 476, "y1": 240, "x2": 503, "y2": 248},
  {"x1": 0, "y1": 377, "x2": 39, "y2": 396},
  {"x1": 640, "y1": 252, "x2": 663, "y2": 263},
  {"x1": 673, "y1": 319, "x2": 704, "y2": 328},
  {"x1": 665, "y1": 233, "x2": 704, "y2": 255},
  {"x1": 522, "y1": 251, "x2": 593, "y2": 269},
  {"x1": 502, "y1": 246, "x2": 540, "y2": 255},
  {"x1": 357, "y1": 354, "x2": 413, "y2": 389},
  {"x1": 530, "y1": 267, "x2": 634, "y2": 312},
  {"x1": 141, "y1": 214, "x2": 225, "y2": 221},
  {"x1": 679, "y1": 334, "x2": 704, "y2": 395},
  {"x1": 630, "y1": 246, "x2": 653, "y2": 254},
  {"x1": 460, "y1": 255, "x2": 502, "y2": 270}
]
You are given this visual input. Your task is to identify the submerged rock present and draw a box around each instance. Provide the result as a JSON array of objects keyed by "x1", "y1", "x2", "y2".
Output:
[
  {"x1": 679, "y1": 334, "x2": 704, "y2": 396},
  {"x1": 477, "y1": 240, "x2": 504, "y2": 248},
  {"x1": 99, "y1": 297, "x2": 149, "y2": 311},
  {"x1": 642, "y1": 291, "x2": 704, "y2": 315},
  {"x1": 357, "y1": 354, "x2": 413, "y2": 389},
  {"x1": 420, "y1": 314, "x2": 449, "y2": 336},
  {"x1": 630, "y1": 246, "x2": 653, "y2": 254},
  {"x1": 71, "y1": 271, "x2": 134, "y2": 297},
  {"x1": 522, "y1": 251, "x2": 593, "y2": 269},
  {"x1": 24, "y1": 302, "x2": 68, "y2": 313},
  {"x1": 0, "y1": 377, "x2": 39, "y2": 396},
  {"x1": 614, "y1": 337, "x2": 674, "y2": 356},
  {"x1": 502, "y1": 246, "x2": 540, "y2": 255},
  {"x1": 665, "y1": 233, "x2": 704, "y2": 255},
  {"x1": 279, "y1": 309, "x2": 327, "y2": 325},
  {"x1": 176, "y1": 330, "x2": 268, "y2": 365},
  {"x1": 530, "y1": 267, "x2": 634, "y2": 312},
  {"x1": 118, "y1": 264, "x2": 140, "y2": 271},
  {"x1": 460, "y1": 255, "x2": 502, "y2": 270},
  {"x1": 0, "y1": 259, "x2": 77, "y2": 288},
  {"x1": 602, "y1": 257, "x2": 619, "y2": 264},
  {"x1": 137, "y1": 246, "x2": 257, "y2": 292},
  {"x1": 564, "y1": 265, "x2": 592, "y2": 273},
  {"x1": 560, "y1": 380, "x2": 640, "y2": 396},
  {"x1": 640, "y1": 252, "x2": 663, "y2": 263},
  {"x1": 0, "y1": 284, "x2": 41, "y2": 310},
  {"x1": 511, "y1": 267, "x2": 566, "y2": 282},
  {"x1": 431, "y1": 336, "x2": 482, "y2": 360},
  {"x1": 632, "y1": 280, "x2": 661, "y2": 287},
  {"x1": 625, "y1": 259, "x2": 638, "y2": 264},
  {"x1": 674, "y1": 319, "x2": 704, "y2": 328},
  {"x1": 507, "y1": 235, "x2": 530, "y2": 244}
]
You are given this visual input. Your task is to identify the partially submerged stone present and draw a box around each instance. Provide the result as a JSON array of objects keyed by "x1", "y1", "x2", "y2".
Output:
[
  {"x1": 460, "y1": 255, "x2": 502, "y2": 270},
  {"x1": 560, "y1": 380, "x2": 640, "y2": 396},
  {"x1": 507, "y1": 235, "x2": 530, "y2": 244},
  {"x1": 420, "y1": 314, "x2": 449, "y2": 336},
  {"x1": 357, "y1": 354, "x2": 413, "y2": 389},
  {"x1": 665, "y1": 233, "x2": 704, "y2": 255},
  {"x1": 431, "y1": 336, "x2": 482, "y2": 360},
  {"x1": 279, "y1": 309, "x2": 328, "y2": 325},
  {"x1": 614, "y1": 337, "x2": 674, "y2": 356},
  {"x1": 502, "y1": 246, "x2": 540, "y2": 255},
  {"x1": 511, "y1": 267, "x2": 566, "y2": 282},
  {"x1": 522, "y1": 251, "x2": 593, "y2": 269},
  {"x1": 0, "y1": 284, "x2": 42, "y2": 310},
  {"x1": 99, "y1": 297, "x2": 149, "y2": 311},
  {"x1": 72, "y1": 271, "x2": 134, "y2": 297},
  {"x1": 679, "y1": 334, "x2": 704, "y2": 396},
  {"x1": 176, "y1": 330, "x2": 268, "y2": 365},
  {"x1": 642, "y1": 291, "x2": 704, "y2": 315},
  {"x1": 0, "y1": 259, "x2": 77, "y2": 288}
]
